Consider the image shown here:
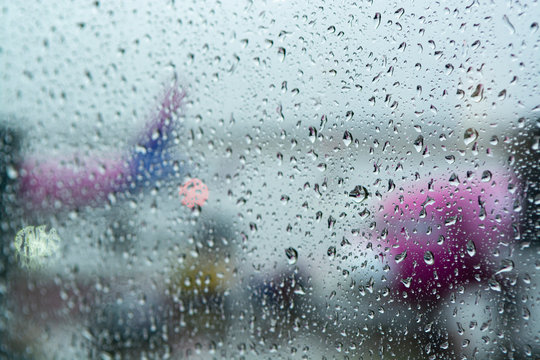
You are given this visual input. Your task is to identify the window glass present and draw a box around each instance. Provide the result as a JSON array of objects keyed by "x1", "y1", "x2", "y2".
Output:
[{"x1": 1, "y1": 1, "x2": 539, "y2": 358}]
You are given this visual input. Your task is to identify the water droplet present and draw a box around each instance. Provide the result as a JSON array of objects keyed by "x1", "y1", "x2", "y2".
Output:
[
  {"x1": 328, "y1": 215, "x2": 336, "y2": 229},
  {"x1": 495, "y1": 259, "x2": 514, "y2": 275},
  {"x1": 445, "y1": 216, "x2": 457, "y2": 226},
  {"x1": 413, "y1": 135, "x2": 424, "y2": 152},
  {"x1": 449, "y1": 173, "x2": 460, "y2": 186},
  {"x1": 343, "y1": 130, "x2": 353, "y2": 147},
  {"x1": 277, "y1": 47, "x2": 286, "y2": 62},
  {"x1": 445, "y1": 155, "x2": 455, "y2": 164},
  {"x1": 349, "y1": 186, "x2": 369, "y2": 203},
  {"x1": 7, "y1": 165, "x2": 18, "y2": 179},
  {"x1": 466, "y1": 239, "x2": 476, "y2": 257},
  {"x1": 359, "y1": 208, "x2": 370, "y2": 219},
  {"x1": 481, "y1": 170, "x2": 492, "y2": 182},
  {"x1": 471, "y1": 84, "x2": 484, "y2": 102},
  {"x1": 276, "y1": 104, "x2": 284, "y2": 122},
  {"x1": 285, "y1": 247, "x2": 298, "y2": 265},
  {"x1": 488, "y1": 277, "x2": 502, "y2": 292},
  {"x1": 401, "y1": 277, "x2": 412, "y2": 288},
  {"x1": 395, "y1": 250, "x2": 407, "y2": 263},
  {"x1": 502, "y1": 14, "x2": 515, "y2": 34},
  {"x1": 522, "y1": 306, "x2": 530, "y2": 320},
  {"x1": 423, "y1": 251, "x2": 434, "y2": 265},
  {"x1": 464, "y1": 128, "x2": 479, "y2": 145},
  {"x1": 308, "y1": 126, "x2": 317, "y2": 143},
  {"x1": 319, "y1": 115, "x2": 327, "y2": 131},
  {"x1": 437, "y1": 235, "x2": 445, "y2": 245},
  {"x1": 327, "y1": 246, "x2": 336, "y2": 258},
  {"x1": 373, "y1": 12, "x2": 381, "y2": 29},
  {"x1": 387, "y1": 179, "x2": 396, "y2": 193}
]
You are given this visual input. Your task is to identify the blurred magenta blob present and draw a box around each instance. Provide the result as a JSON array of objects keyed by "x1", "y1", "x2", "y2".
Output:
[
  {"x1": 379, "y1": 168, "x2": 519, "y2": 302},
  {"x1": 20, "y1": 154, "x2": 127, "y2": 210},
  {"x1": 18, "y1": 79, "x2": 186, "y2": 212}
]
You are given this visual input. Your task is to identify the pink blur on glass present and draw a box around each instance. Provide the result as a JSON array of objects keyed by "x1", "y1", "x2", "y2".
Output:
[
  {"x1": 19, "y1": 155, "x2": 128, "y2": 210},
  {"x1": 378, "y1": 168, "x2": 519, "y2": 301}
]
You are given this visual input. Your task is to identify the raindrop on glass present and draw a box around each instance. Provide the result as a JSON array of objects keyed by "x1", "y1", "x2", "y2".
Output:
[
  {"x1": 413, "y1": 135, "x2": 424, "y2": 152},
  {"x1": 401, "y1": 277, "x2": 412, "y2": 288},
  {"x1": 328, "y1": 215, "x2": 336, "y2": 229},
  {"x1": 488, "y1": 277, "x2": 502, "y2": 292},
  {"x1": 423, "y1": 251, "x2": 434, "y2": 265},
  {"x1": 327, "y1": 246, "x2": 336, "y2": 259},
  {"x1": 438, "y1": 235, "x2": 445, "y2": 245},
  {"x1": 481, "y1": 170, "x2": 492, "y2": 182},
  {"x1": 449, "y1": 173, "x2": 460, "y2": 186},
  {"x1": 466, "y1": 239, "x2": 476, "y2": 257},
  {"x1": 343, "y1": 130, "x2": 353, "y2": 147},
  {"x1": 285, "y1": 247, "x2": 298, "y2": 265},
  {"x1": 395, "y1": 250, "x2": 407, "y2": 263},
  {"x1": 308, "y1": 126, "x2": 317, "y2": 143},
  {"x1": 349, "y1": 185, "x2": 369, "y2": 203},
  {"x1": 359, "y1": 208, "x2": 370, "y2": 219},
  {"x1": 464, "y1": 128, "x2": 479, "y2": 145},
  {"x1": 495, "y1": 259, "x2": 514, "y2": 275}
]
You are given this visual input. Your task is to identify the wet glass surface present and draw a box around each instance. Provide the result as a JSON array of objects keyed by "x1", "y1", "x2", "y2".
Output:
[{"x1": 1, "y1": 1, "x2": 539, "y2": 359}]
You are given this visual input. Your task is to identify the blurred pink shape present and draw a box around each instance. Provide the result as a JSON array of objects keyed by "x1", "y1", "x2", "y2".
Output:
[
  {"x1": 378, "y1": 168, "x2": 520, "y2": 302},
  {"x1": 179, "y1": 178, "x2": 209, "y2": 208},
  {"x1": 20, "y1": 154, "x2": 128, "y2": 210}
]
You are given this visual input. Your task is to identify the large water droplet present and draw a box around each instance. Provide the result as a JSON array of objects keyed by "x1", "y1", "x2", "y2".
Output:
[
  {"x1": 387, "y1": 179, "x2": 396, "y2": 193},
  {"x1": 413, "y1": 135, "x2": 424, "y2": 152},
  {"x1": 449, "y1": 173, "x2": 460, "y2": 186},
  {"x1": 445, "y1": 155, "x2": 455, "y2": 164},
  {"x1": 285, "y1": 247, "x2": 298, "y2": 265},
  {"x1": 395, "y1": 250, "x2": 407, "y2": 263},
  {"x1": 423, "y1": 251, "x2": 434, "y2": 265},
  {"x1": 349, "y1": 186, "x2": 369, "y2": 203},
  {"x1": 359, "y1": 208, "x2": 370, "y2": 219},
  {"x1": 401, "y1": 277, "x2": 412, "y2": 288},
  {"x1": 464, "y1": 128, "x2": 479, "y2": 145},
  {"x1": 277, "y1": 47, "x2": 286, "y2": 62},
  {"x1": 445, "y1": 216, "x2": 458, "y2": 226},
  {"x1": 328, "y1": 215, "x2": 336, "y2": 229},
  {"x1": 373, "y1": 12, "x2": 381, "y2": 29},
  {"x1": 495, "y1": 259, "x2": 514, "y2": 275},
  {"x1": 488, "y1": 277, "x2": 502, "y2": 292},
  {"x1": 327, "y1": 246, "x2": 336, "y2": 258},
  {"x1": 481, "y1": 170, "x2": 492, "y2": 182},
  {"x1": 437, "y1": 235, "x2": 445, "y2": 245},
  {"x1": 308, "y1": 127, "x2": 317, "y2": 143},
  {"x1": 343, "y1": 130, "x2": 353, "y2": 147},
  {"x1": 471, "y1": 84, "x2": 484, "y2": 102},
  {"x1": 522, "y1": 306, "x2": 530, "y2": 320},
  {"x1": 502, "y1": 14, "x2": 515, "y2": 34},
  {"x1": 466, "y1": 239, "x2": 476, "y2": 257}
]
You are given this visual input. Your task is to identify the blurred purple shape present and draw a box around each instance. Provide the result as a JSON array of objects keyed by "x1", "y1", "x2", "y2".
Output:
[
  {"x1": 19, "y1": 78, "x2": 186, "y2": 211},
  {"x1": 378, "y1": 168, "x2": 519, "y2": 302}
]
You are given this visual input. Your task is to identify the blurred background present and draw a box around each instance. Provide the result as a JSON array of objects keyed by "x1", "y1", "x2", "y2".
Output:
[{"x1": 1, "y1": 0, "x2": 539, "y2": 359}]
